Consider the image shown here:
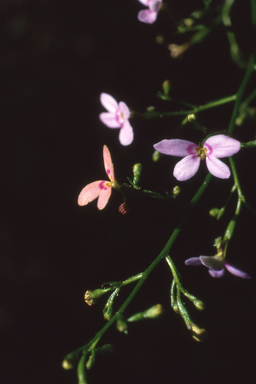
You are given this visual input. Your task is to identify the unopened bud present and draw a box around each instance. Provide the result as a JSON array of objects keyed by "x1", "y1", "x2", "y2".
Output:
[
  {"x1": 62, "y1": 359, "x2": 73, "y2": 370},
  {"x1": 118, "y1": 202, "x2": 130, "y2": 215},
  {"x1": 162, "y1": 80, "x2": 171, "y2": 96},
  {"x1": 172, "y1": 186, "x2": 181, "y2": 197},
  {"x1": 209, "y1": 208, "x2": 220, "y2": 217},
  {"x1": 193, "y1": 299, "x2": 204, "y2": 311},
  {"x1": 127, "y1": 304, "x2": 164, "y2": 322},
  {"x1": 152, "y1": 150, "x2": 160, "y2": 162},
  {"x1": 84, "y1": 289, "x2": 107, "y2": 306},
  {"x1": 116, "y1": 315, "x2": 128, "y2": 333},
  {"x1": 133, "y1": 163, "x2": 142, "y2": 185},
  {"x1": 241, "y1": 140, "x2": 256, "y2": 148},
  {"x1": 191, "y1": 324, "x2": 208, "y2": 342},
  {"x1": 223, "y1": 219, "x2": 236, "y2": 242}
]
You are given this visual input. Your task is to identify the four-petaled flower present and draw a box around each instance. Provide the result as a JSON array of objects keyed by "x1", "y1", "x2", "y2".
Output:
[
  {"x1": 154, "y1": 134, "x2": 241, "y2": 181},
  {"x1": 99, "y1": 93, "x2": 134, "y2": 146},
  {"x1": 137, "y1": 0, "x2": 162, "y2": 24},
  {"x1": 78, "y1": 145, "x2": 117, "y2": 210},
  {"x1": 185, "y1": 256, "x2": 251, "y2": 279}
]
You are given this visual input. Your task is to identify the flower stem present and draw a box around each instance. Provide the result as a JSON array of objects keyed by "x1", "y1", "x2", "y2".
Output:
[
  {"x1": 227, "y1": 54, "x2": 255, "y2": 136},
  {"x1": 140, "y1": 94, "x2": 236, "y2": 119},
  {"x1": 64, "y1": 173, "x2": 212, "y2": 365}
]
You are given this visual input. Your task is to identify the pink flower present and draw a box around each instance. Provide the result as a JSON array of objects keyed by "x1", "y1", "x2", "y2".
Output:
[
  {"x1": 137, "y1": 0, "x2": 162, "y2": 24},
  {"x1": 185, "y1": 256, "x2": 251, "y2": 279},
  {"x1": 154, "y1": 134, "x2": 241, "y2": 181},
  {"x1": 78, "y1": 145, "x2": 116, "y2": 210},
  {"x1": 99, "y1": 93, "x2": 133, "y2": 146}
]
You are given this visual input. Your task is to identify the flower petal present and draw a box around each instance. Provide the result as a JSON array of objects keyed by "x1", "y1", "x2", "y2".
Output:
[
  {"x1": 209, "y1": 269, "x2": 225, "y2": 278},
  {"x1": 100, "y1": 93, "x2": 118, "y2": 113},
  {"x1": 204, "y1": 135, "x2": 240, "y2": 158},
  {"x1": 97, "y1": 187, "x2": 112, "y2": 210},
  {"x1": 185, "y1": 257, "x2": 202, "y2": 266},
  {"x1": 138, "y1": 0, "x2": 150, "y2": 5},
  {"x1": 199, "y1": 256, "x2": 224, "y2": 270},
  {"x1": 225, "y1": 263, "x2": 251, "y2": 279},
  {"x1": 153, "y1": 139, "x2": 198, "y2": 157},
  {"x1": 103, "y1": 145, "x2": 115, "y2": 181},
  {"x1": 119, "y1": 101, "x2": 130, "y2": 120},
  {"x1": 149, "y1": 0, "x2": 162, "y2": 12},
  {"x1": 99, "y1": 112, "x2": 120, "y2": 128},
  {"x1": 78, "y1": 181, "x2": 102, "y2": 206},
  {"x1": 173, "y1": 155, "x2": 200, "y2": 181},
  {"x1": 119, "y1": 120, "x2": 134, "y2": 146},
  {"x1": 206, "y1": 156, "x2": 230, "y2": 179},
  {"x1": 138, "y1": 9, "x2": 157, "y2": 23}
]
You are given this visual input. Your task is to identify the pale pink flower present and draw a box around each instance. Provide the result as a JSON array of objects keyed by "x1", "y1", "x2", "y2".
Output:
[
  {"x1": 154, "y1": 134, "x2": 241, "y2": 181},
  {"x1": 78, "y1": 145, "x2": 116, "y2": 210},
  {"x1": 185, "y1": 256, "x2": 251, "y2": 279},
  {"x1": 137, "y1": 0, "x2": 162, "y2": 24},
  {"x1": 99, "y1": 93, "x2": 133, "y2": 146}
]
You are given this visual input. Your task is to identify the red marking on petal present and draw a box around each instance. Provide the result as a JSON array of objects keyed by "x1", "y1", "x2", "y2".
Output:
[{"x1": 99, "y1": 181, "x2": 110, "y2": 190}]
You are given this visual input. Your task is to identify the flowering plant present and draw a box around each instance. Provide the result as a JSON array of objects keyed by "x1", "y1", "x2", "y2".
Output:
[{"x1": 63, "y1": 1, "x2": 256, "y2": 383}]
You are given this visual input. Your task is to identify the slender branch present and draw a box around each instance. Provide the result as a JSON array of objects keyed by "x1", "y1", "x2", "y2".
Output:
[
  {"x1": 228, "y1": 54, "x2": 255, "y2": 135},
  {"x1": 64, "y1": 173, "x2": 212, "y2": 364},
  {"x1": 137, "y1": 94, "x2": 236, "y2": 119}
]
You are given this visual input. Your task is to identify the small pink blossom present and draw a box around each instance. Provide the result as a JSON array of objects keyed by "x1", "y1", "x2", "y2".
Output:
[
  {"x1": 99, "y1": 93, "x2": 133, "y2": 146},
  {"x1": 154, "y1": 134, "x2": 241, "y2": 181},
  {"x1": 185, "y1": 256, "x2": 251, "y2": 279},
  {"x1": 137, "y1": 0, "x2": 162, "y2": 24},
  {"x1": 78, "y1": 145, "x2": 116, "y2": 210}
]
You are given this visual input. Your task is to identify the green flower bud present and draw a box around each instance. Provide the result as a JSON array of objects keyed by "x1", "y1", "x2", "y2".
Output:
[
  {"x1": 162, "y1": 80, "x2": 171, "y2": 96},
  {"x1": 133, "y1": 163, "x2": 142, "y2": 186},
  {"x1": 193, "y1": 299, "x2": 204, "y2": 311},
  {"x1": 152, "y1": 150, "x2": 160, "y2": 162},
  {"x1": 127, "y1": 304, "x2": 164, "y2": 322},
  {"x1": 241, "y1": 140, "x2": 256, "y2": 148},
  {"x1": 223, "y1": 219, "x2": 236, "y2": 242},
  {"x1": 209, "y1": 208, "x2": 220, "y2": 217},
  {"x1": 172, "y1": 186, "x2": 181, "y2": 197},
  {"x1": 62, "y1": 359, "x2": 73, "y2": 370},
  {"x1": 191, "y1": 324, "x2": 208, "y2": 342},
  {"x1": 116, "y1": 314, "x2": 128, "y2": 333},
  {"x1": 84, "y1": 289, "x2": 107, "y2": 306}
]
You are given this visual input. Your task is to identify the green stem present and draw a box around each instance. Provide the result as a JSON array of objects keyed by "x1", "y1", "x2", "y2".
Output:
[
  {"x1": 139, "y1": 94, "x2": 236, "y2": 119},
  {"x1": 251, "y1": 0, "x2": 256, "y2": 26},
  {"x1": 65, "y1": 173, "x2": 212, "y2": 363},
  {"x1": 228, "y1": 54, "x2": 255, "y2": 135}
]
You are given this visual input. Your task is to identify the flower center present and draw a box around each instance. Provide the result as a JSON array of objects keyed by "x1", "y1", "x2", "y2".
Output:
[
  {"x1": 116, "y1": 110, "x2": 124, "y2": 124},
  {"x1": 196, "y1": 146, "x2": 207, "y2": 160}
]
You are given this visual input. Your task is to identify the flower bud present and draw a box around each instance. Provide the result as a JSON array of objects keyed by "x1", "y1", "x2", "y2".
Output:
[
  {"x1": 152, "y1": 150, "x2": 160, "y2": 162},
  {"x1": 118, "y1": 202, "x2": 130, "y2": 215},
  {"x1": 116, "y1": 315, "x2": 128, "y2": 333},
  {"x1": 62, "y1": 359, "x2": 73, "y2": 370},
  {"x1": 209, "y1": 208, "x2": 220, "y2": 217},
  {"x1": 84, "y1": 289, "x2": 107, "y2": 306},
  {"x1": 133, "y1": 163, "x2": 142, "y2": 185},
  {"x1": 172, "y1": 186, "x2": 181, "y2": 197},
  {"x1": 162, "y1": 80, "x2": 171, "y2": 96},
  {"x1": 241, "y1": 140, "x2": 256, "y2": 148},
  {"x1": 223, "y1": 219, "x2": 236, "y2": 242},
  {"x1": 127, "y1": 304, "x2": 164, "y2": 322},
  {"x1": 193, "y1": 299, "x2": 204, "y2": 311},
  {"x1": 191, "y1": 324, "x2": 208, "y2": 342}
]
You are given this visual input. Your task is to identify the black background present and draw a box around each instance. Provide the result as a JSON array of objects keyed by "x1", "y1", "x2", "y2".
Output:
[{"x1": 0, "y1": 1, "x2": 256, "y2": 383}]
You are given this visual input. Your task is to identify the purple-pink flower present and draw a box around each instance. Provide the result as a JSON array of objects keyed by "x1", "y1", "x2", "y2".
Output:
[
  {"x1": 99, "y1": 93, "x2": 133, "y2": 146},
  {"x1": 154, "y1": 134, "x2": 241, "y2": 181},
  {"x1": 78, "y1": 145, "x2": 116, "y2": 210},
  {"x1": 137, "y1": 0, "x2": 162, "y2": 24},
  {"x1": 185, "y1": 256, "x2": 251, "y2": 279}
]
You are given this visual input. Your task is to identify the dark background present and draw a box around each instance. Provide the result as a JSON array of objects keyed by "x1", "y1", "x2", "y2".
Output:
[{"x1": 0, "y1": 1, "x2": 256, "y2": 383}]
